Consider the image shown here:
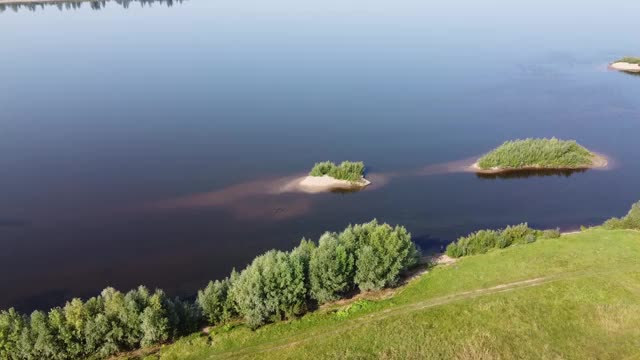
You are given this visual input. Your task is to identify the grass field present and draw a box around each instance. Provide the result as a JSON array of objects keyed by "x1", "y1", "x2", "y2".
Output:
[{"x1": 129, "y1": 229, "x2": 640, "y2": 360}]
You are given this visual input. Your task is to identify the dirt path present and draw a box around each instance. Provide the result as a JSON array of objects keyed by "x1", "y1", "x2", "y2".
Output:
[{"x1": 213, "y1": 265, "x2": 639, "y2": 359}]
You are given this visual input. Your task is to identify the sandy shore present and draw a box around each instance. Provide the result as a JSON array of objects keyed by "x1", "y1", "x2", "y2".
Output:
[
  {"x1": 281, "y1": 175, "x2": 371, "y2": 194},
  {"x1": 609, "y1": 62, "x2": 640, "y2": 73},
  {"x1": 468, "y1": 153, "x2": 609, "y2": 174}
]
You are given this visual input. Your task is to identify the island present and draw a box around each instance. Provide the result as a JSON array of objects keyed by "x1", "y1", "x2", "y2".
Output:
[
  {"x1": 471, "y1": 138, "x2": 607, "y2": 174},
  {"x1": 609, "y1": 57, "x2": 640, "y2": 73},
  {"x1": 297, "y1": 161, "x2": 370, "y2": 192}
]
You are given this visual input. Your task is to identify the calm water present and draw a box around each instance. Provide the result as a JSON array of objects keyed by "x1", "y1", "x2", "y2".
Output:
[{"x1": 1, "y1": 0, "x2": 639, "y2": 311}]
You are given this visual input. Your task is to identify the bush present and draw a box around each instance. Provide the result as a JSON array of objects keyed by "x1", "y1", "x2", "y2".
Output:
[
  {"x1": 446, "y1": 223, "x2": 560, "y2": 258},
  {"x1": 445, "y1": 242, "x2": 463, "y2": 257},
  {"x1": 541, "y1": 228, "x2": 561, "y2": 239},
  {"x1": 477, "y1": 138, "x2": 595, "y2": 170},
  {"x1": 309, "y1": 161, "x2": 365, "y2": 182},
  {"x1": 350, "y1": 221, "x2": 420, "y2": 291},
  {"x1": 309, "y1": 233, "x2": 356, "y2": 304},
  {"x1": 197, "y1": 279, "x2": 234, "y2": 326},
  {"x1": 602, "y1": 201, "x2": 640, "y2": 230},
  {"x1": 230, "y1": 250, "x2": 307, "y2": 328}
]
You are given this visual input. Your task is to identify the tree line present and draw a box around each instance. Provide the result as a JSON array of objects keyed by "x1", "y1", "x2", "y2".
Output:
[
  {"x1": 0, "y1": 0, "x2": 184, "y2": 13},
  {"x1": 0, "y1": 220, "x2": 419, "y2": 359}
]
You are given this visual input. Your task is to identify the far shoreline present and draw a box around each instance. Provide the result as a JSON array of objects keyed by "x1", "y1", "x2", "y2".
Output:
[
  {"x1": 468, "y1": 152, "x2": 609, "y2": 175},
  {"x1": 1, "y1": 0, "x2": 84, "y2": 3}
]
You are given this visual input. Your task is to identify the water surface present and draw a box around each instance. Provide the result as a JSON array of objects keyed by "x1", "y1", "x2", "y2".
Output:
[{"x1": 1, "y1": 0, "x2": 639, "y2": 311}]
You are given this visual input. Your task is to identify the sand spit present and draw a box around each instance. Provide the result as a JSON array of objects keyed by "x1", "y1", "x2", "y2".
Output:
[
  {"x1": 468, "y1": 153, "x2": 609, "y2": 175},
  {"x1": 609, "y1": 62, "x2": 640, "y2": 73},
  {"x1": 281, "y1": 175, "x2": 371, "y2": 194}
]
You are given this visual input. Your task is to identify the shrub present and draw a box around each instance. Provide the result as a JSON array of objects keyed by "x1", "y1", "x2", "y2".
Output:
[
  {"x1": 290, "y1": 238, "x2": 316, "y2": 296},
  {"x1": 541, "y1": 228, "x2": 561, "y2": 239},
  {"x1": 446, "y1": 224, "x2": 560, "y2": 258},
  {"x1": 477, "y1": 138, "x2": 595, "y2": 170},
  {"x1": 309, "y1": 161, "x2": 365, "y2": 182},
  {"x1": 309, "y1": 233, "x2": 356, "y2": 304},
  {"x1": 445, "y1": 242, "x2": 463, "y2": 257},
  {"x1": 230, "y1": 250, "x2": 307, "y2": 328},
  {"x1": 602, "y1": 201, "x2": 640, "y2": 230},
  {"x1": 501, "y1": 223, "x2": 537, "y2": 245},
  {"x1": 452, "y1": 229, "x2": 501, "y2": 257},
  {"x1": 351, "y1": 221, "x2": 420, "y2": 291},
  {"x1": 197, "y1": 279, "x2": 234, "y2": 325}
]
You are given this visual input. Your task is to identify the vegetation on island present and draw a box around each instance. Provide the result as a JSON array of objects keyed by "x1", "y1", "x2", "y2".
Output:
[
  {"x1": 309, "y1": 161, "x2": 366, "y2": 182},
  {"x1": 615, "y1": 56, "x2": 640, "y2": 64},
  {"x1": 477, "y1": 138, "x2": 595, "y2": 170},
  {"x1": 137, "y1": 228, "x2": 640, "y2": 359},
  {"x1": 445, "y1": 223, "x2": 560, "y2": 258},
  {"x1": 0, "y1": 220, "x2": 418, "y2": 359}
]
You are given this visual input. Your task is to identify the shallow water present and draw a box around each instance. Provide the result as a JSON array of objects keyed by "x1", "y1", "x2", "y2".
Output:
[{"x1": 1, "y1": 0, "x2": 639, "y2": 311}]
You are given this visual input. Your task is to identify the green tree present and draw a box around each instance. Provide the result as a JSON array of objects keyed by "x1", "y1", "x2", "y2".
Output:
[
  {"x1": 140, "y1": 290, "x2": 169, "y2": 347},
  {"x1": 309, "y1": 233, "x2": 355, "y2": 303},
  {"x1": 29, "y1": 310, "x2": 58, "y2": 359},
  {"x1": 291, "y1": 238, "x2": 316, "y2": 296},
  {"x1": 231, "y1": 250, "x2": 307, "y2": 328},
  {"x1": 0, "y1": 308, "x2": 26, "y2": 360},
  {"x1": 353, "y1": 222, "x2": 419, "y2": 291},
  {"x1": 197, "y1": 279, "x2": 232, "y2": 325}
]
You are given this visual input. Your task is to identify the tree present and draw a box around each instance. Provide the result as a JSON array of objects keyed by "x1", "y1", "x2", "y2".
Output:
[
  {"x1": 29, "y1": 310, "x2": 58, "y2": 359},
  {"x1": 231, "y1": 250, "x2": 307, "y2": 328},
  {"x1": 309, "y1": 233, "x2": 355, "y2": 303},
  {"x1": 0, "y1": 308, "x2": 26, "y2": 360},
  {"x1": 353, "y1": 222, "x2": 419, "y2": 291},
  {"x1": 290, "y1": 238, "x2": 316, "y2": 293},
  {"x1": 197, "y1": 279, "x2": 232, "y2": 325},
  {"x1": 140, "y1": 290, "x2": 169, "y2": 347}
]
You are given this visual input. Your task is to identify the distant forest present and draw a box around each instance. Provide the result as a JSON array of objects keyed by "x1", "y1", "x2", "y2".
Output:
[{"x1": 0, "y1": 0, "x2": 185, "y2": 13}]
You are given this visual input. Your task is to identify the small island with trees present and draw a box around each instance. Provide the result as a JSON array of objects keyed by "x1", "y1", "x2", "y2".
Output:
[
  {"x1": 296, "y1": 161, "x2": 371, "y2": 192},
  {"x1": 609, "y1": 57, "x2": 640, "y2": 73},
  {"x1": 471, "y1": 138, "x2": 607, "y2": 174}
]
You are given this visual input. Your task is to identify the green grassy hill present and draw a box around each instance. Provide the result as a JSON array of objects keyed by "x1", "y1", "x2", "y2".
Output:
[{"x1": 135, "y1": 229, "x2": 640, "y2": 360}]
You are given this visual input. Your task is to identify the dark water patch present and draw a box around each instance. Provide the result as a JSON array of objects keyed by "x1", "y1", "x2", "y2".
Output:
[
  {"x1": 0, "y1": 218, "x2": 29, "y2": 228},
  {"x1": 12, "y1": 288, "x2": 72, "y2": 313}
]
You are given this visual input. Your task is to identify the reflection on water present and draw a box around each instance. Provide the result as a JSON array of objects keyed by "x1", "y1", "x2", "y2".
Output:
[
  {"x1": 0, "y1": 0, "x2": 184, "y2": 12},
  {"x1": 620, "y1": 71, "x2": 640, "y2": 77},
  {"x1": 476, "y1": 168, "x2": 589, "y2": 180}
]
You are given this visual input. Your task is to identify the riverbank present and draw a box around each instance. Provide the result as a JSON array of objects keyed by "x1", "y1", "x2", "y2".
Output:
[
  {"x1": 136, "y1": 229, "x2": 640, "y2": 360},
  {"x1": 469, "y1": 152, "x2": 609, "y2": 175}
]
